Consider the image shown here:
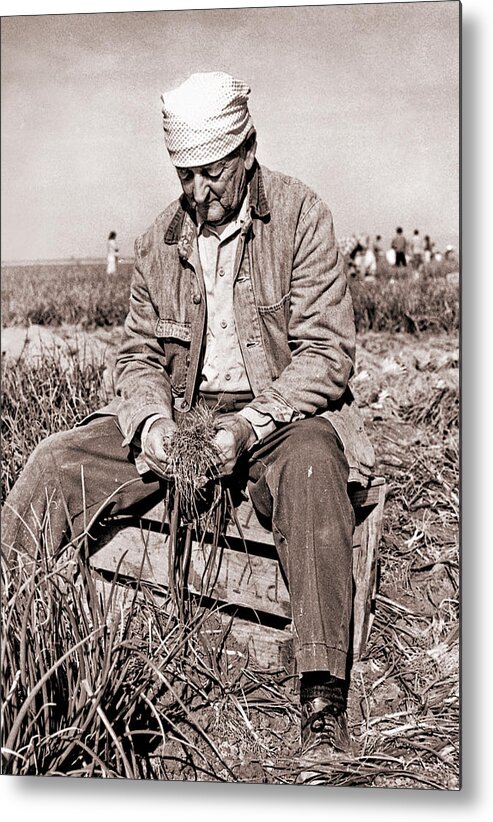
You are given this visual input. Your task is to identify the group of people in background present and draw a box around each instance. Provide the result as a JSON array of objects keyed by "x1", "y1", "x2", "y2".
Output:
[
  {"x1": 107, "y1": 226, "x2": 457, "y2": 281},
  {"x1": 390, "y1": 227, "x2": 437, "y2": 270},
  {"x1": 339, "y1": 229, "x2": 457, "y2": 280}
]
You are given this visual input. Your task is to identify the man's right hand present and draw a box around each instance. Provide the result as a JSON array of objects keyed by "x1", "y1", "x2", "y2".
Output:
[{"x1": 141, "y1": 418, "x2": 178, "y2": 479}]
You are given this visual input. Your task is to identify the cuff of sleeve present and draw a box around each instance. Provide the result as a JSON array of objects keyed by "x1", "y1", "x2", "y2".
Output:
[
  {"x1": 120, "y1": 404, "x2": 173, "y2": 447},
  {"x1": 238, "y1": 407, "x2": 278, "y2": 443},
  {"x1": 135, "y1": 453, "x2": 152, "y2": 476},
  {"x1": 140, "y1": 413, "x2": 168, "y2": 451}
]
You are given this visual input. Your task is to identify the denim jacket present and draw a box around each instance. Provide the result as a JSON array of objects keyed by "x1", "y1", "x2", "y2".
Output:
[{"x1": 93, "y1": 163, "x2": 375, "y2": 484}]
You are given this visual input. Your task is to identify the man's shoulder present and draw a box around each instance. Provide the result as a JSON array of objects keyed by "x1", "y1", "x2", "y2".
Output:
[
  {"x1": 259, "y1": 165, "x2": 328, "y2": 224},
  {"x1": 260, "y1": 164, "x2": 320, "y2": 201}
]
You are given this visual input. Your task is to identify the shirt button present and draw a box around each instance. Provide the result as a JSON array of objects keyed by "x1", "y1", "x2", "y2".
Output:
[
  {"x1": 218, "y1": 268, "x2": 225, "y2": 277},
  {"x1": 220, "y1": 320, "x2": 227, "y2": 329},
  {"x1": 192, "y1": 293, "x2": 201, "y2": 304},
  {"x1": 225, "y1": 373, "x2": 231, "y2": 381}
]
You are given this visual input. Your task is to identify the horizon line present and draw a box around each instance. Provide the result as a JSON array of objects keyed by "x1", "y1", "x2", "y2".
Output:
[{"x1": 1, "y1": 257, "x2": 135, "y2": 267}]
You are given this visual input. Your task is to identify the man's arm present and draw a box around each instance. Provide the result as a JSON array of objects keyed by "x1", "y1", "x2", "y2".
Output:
[
  {"x1": 114, "y1": 236, "x2": 175, "y2": 447},
  {"x1": 246, "y1": 195, "x2": 355, "y2": 422}
]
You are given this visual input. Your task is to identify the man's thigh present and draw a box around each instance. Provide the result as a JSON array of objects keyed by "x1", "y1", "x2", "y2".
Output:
[
  {"x1": 246, "y1": 416, "x2": 349, "y2": 520},
  {"x1": 48, "y1": 415, "x2": 163, "y2": 517}
]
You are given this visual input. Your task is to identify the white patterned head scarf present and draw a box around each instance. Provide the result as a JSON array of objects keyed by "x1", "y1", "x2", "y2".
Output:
[{"x1": 161, "y1": 72, "x2": 254, "y2": 167}]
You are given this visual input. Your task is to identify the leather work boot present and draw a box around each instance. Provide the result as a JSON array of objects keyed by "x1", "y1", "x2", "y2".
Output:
[{"x1": 296, "y1": 695, "x2": 352, "y2": 784}]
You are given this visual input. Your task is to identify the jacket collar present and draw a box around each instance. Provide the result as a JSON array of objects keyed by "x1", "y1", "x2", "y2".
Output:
[
  {"x1": 248, "y1": 161, "x2": 270, "y2": 220},
  {"x1": 164, "y1": 161, "x2": 270, "y2": 255}
]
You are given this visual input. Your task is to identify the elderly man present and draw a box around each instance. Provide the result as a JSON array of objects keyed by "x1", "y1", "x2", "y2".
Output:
[{"x1": 3, "y1": 72, "x2": 374, "y2": 770}]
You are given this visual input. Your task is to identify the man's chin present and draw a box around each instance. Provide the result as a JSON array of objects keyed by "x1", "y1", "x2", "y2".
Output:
[{"x1": 199, "y1": 208, "x2": 226, "y2": 226}]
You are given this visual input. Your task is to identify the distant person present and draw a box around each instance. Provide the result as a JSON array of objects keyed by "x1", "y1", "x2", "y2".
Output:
[
  {"x1": 359, "y1": 235, "x2": 376, "y2": 278},
  {"x1": 410, "y1": 229, "x2": 424, "y2": 271},
  {"x1": 391, "y1": 227, "x2": 407, "y2": 268},
  {"x1": 373, "y1": 235, "x2": 384, "y2": 259},
  {"x1": 106, "y1": 231, "x2": 119, "y2": 274},
  {"x1": 353, "y1": 234, "x2": 367, "y2": 279},
  {"x1": 373, "y1": 235, "x2": 384, "y2": 274},
  {"x1": 444, "y1": 244, "x2": 457, "y2": 263},
  {"x1": 424, "y1": 235, "x2": 434, "y2": 264},
  {"x1": 337, "y1": 234, "x2": 360, "y2": 278}
]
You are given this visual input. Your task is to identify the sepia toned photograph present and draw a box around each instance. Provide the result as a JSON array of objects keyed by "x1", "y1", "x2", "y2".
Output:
[{"x1": 1, "y1": 1, "x2": 460, "y2": 789}]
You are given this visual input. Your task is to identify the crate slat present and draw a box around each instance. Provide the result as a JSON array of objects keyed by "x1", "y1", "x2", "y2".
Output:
[
  {"x1": 91, "y1": 526, "x2": 292, "y2": 619},
  {"x1": 92, "y1": 576, "x2": 294, "y2": 671}
]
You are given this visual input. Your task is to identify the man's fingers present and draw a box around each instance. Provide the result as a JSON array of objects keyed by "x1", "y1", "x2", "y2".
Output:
[
  {"x1": 152, "y1": 441, "x2": 173, "y2": 464},
  {"x1": 142, "y1": 455, "x2": 173, "y2": 480},
  {"x1": 145, "y1": 426, "x2": 176, "y2": 465},
  {"x1": 214, "y1": 429, "x2": 235, "y2": 454},
  {"x1": 215, "y1": 460, "x2": 235, "y2": 477},
  {"x1": 143, "y1": 435, "x2": 175, "y2": 478}
]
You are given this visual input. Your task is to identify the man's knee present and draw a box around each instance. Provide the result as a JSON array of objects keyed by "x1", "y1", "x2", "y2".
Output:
[
  {"x1": 286, "y1": 417, "x2": 345, "y2": 464},
  {"x1": 28, "y1": 429, "x2": 80, "y2": 474}
]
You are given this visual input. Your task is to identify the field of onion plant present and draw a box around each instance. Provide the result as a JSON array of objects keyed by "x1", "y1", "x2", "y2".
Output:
[{"x1": 1, "y1": 262, "x2": 459, "y2": 786}]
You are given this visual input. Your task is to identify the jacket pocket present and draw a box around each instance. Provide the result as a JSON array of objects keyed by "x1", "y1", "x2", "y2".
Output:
[
  {"x1": 256, "y1": 291, "x2": 291, "y2": 315},
  {"x1": 256, "y1": 292, "x2": 292, "y2": 378},
  {"x1": 155, "y1": 318, "x2": 191, "y2": 392}
]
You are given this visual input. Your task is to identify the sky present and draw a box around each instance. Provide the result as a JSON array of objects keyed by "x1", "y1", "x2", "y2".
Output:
[{"x1": 1, "y1": 1, "x2": 460, "y2": 261}]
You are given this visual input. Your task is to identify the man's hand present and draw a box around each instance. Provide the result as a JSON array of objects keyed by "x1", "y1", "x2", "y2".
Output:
[
  {"x1": 213, "y1": 413, "x2": 257, "y2": 476},
  {"x1": 141, "y1": 418, "x2": 178, "y2": 478}
]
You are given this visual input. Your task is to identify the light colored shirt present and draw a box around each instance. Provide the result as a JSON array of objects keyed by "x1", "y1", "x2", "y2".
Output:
[{"x1": 197, "y1": 198, "x2": 250, "y2": 393}]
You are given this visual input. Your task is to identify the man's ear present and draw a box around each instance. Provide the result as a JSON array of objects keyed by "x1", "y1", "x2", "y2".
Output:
[{"x1": 243, "y1": 128, "x2": 257, "y2": 171}]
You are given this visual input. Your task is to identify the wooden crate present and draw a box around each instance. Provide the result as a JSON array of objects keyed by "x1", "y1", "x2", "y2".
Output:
[{"x1": 90, "y1": 477, "x2": 386, "y2": 671}]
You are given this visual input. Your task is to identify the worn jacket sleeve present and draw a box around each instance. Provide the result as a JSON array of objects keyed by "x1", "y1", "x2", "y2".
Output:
[
  {"x1": 247, "y1": 196, "x2": 355, "y2": 420},
  {"x1": 114, "y1": 236, "x2": 174, "y2": 445}
]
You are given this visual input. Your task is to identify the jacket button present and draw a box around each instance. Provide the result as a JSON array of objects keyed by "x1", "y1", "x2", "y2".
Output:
[
  {"x1": 192, "y1": 293, "x2": 201, "y2": 304},
  {"x1": 220, "y1": 320, "x2": 227, "y2": 329},
  {"x1": 178, "y1": 398, "x2": 188, "y2": 410}
]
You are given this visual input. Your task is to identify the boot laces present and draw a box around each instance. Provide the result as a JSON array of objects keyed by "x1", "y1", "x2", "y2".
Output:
[{"x1": 309, "y1": 703, "x2": 341, "y2": 743}]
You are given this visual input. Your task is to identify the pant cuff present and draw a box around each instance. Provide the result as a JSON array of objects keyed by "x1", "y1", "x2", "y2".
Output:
[{"x1": 296, "y1": 642, "x2": 347, "y2": 680}]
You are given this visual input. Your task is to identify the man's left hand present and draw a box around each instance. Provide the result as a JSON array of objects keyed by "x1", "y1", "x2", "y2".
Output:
[{"x1": 213, "y1": 413, "x2": 257, "y2": 476}]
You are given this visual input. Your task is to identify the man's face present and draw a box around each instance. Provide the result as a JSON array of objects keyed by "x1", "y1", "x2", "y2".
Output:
[{"x1": 176, "y1": 136, "x2": 256, "y2": 226}]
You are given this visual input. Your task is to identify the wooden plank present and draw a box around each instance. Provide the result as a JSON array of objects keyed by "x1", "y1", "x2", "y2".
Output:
[
  {"x1": 348, "y1": 476, "x2": 385, "y2": 510},
  {"x1": 221, "y1": 618, "x2": 294, "y2": 671},
  {"x1": 92, "y1": 575, "x2": 294, "y2": 671},
  {"x1": 352, "y1": 482, "x2": 386, "y2": 658},
  {"x1": 91, "y1": 527, "x2": 292, "y2": 619}
]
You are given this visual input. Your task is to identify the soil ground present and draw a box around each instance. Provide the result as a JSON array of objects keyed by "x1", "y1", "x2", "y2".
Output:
[{"x1": 1, "y1": 324, "x2": 459, "y2": 787}]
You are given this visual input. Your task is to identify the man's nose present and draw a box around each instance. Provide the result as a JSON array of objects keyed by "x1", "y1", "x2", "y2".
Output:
[{"x1": 192, "y1": 173, "x2": 209, "y2": 204}]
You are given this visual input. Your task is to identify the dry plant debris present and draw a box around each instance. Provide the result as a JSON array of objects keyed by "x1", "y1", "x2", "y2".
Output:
[{"x1": 1, "y1": 293, "x2": 459, "y2": 786}]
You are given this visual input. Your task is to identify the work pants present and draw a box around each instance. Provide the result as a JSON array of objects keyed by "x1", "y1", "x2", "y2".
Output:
[{"x1": 2, "y1": 415, "x2": 354, "y2": 679}]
